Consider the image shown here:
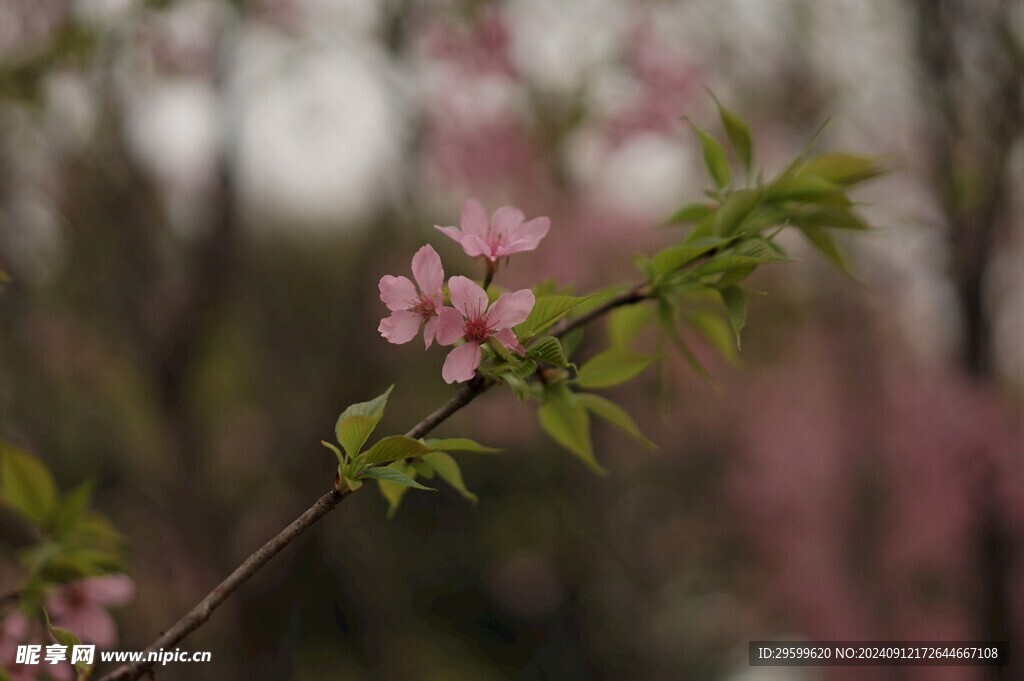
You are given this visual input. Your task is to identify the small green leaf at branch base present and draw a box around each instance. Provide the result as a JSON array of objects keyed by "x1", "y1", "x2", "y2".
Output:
[
  {"x1": 576, "y1": 393, "x2": 657, "y2": 451},
  {"x1": 321, "y1": 441, "x2": 345, "y2": 466},
  {"x1": 422, "y1": 438, "x2": 501, "y2": 454},
  {"x1": 538, "y1": 388, "x2": 604, "y2": 474},
  {"x1": 360, "y1": 466, "x2": 435, "y2": 491},
  {"x1": 577, "y1": 349, "x2": 658, "y2": 390},
  {"x1": 361, "y1": 435, "x2": 435, "y2": 465},
  {"x1": 335, "y1": 385, "x2": 394, "y2": 459},
  {"x1": 422, "y1": 452, "x2": 478, "y2": 503},
  {"x1": 527, "y1": 336, "x2": 569, "y2": 367},
  {"x1": 0, "y1": 442, "x2": 58, "y2": 526}
]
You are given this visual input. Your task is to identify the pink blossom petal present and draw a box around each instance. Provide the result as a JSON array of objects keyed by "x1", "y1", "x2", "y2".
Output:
[
  {"x1": 80, "y1": 574, "x2": 135, "y2": 606},
  {"x1": 495, "y1": 216, "x2": 550, "y2": 257},
  {"x1": 378, "y1": 275, "x2": 418, "y2": 311},
  {"x1": 448, "y1": 276, "x2": 489, "y2": 319},
  {"x1": 490, "y1": 206, "x2": 525, "y2": 240},
  {"x1": 435, "y1": 307, "x2": 466, "y2": 346},
  {"x1": 442, "y1": 342, "x2": 482, "y2": 383},
  {"x1": 486, "y1": 289, "x2": 535, "y2": 329},
  {"x1": 378, "y1": 310, "x2": 421, "y2": 344},
  {"x1": 460, "y1": 198, "x2": 489, "y2": 237},
  {"x1": 422, "y1": 315, "x2": 439, "y2": 349},
  {"x1": 434, "y1": 225, "x2": 465, "y2": 245},
  {"x1": 492, "y1": 327, "x2": 525, "y2": 354},
  {"x1": 459, "y1": 234, "x2": 494, "y2": 259},
  {"x1": 410, "y1": 244, "x2": 444, "y2": 295}
]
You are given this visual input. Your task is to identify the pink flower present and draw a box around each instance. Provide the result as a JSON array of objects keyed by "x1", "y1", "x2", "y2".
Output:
[
  {"x1": 435, "y1": 276, "x2": 534, "y2": 383},
  {"x1": 435, "y1": 199, "x2": 550, "y2": 263},
  {"x1": 45, "y1": 574, "x2": 135, "y2": 648},
  {"x1": 378, "y1": 245, "x2": 446, "y2": 348}
]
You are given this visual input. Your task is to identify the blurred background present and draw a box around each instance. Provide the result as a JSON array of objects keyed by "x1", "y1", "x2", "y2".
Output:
[{"x1": 1, "y1": 0, "x2": 1022, "y2": 679}]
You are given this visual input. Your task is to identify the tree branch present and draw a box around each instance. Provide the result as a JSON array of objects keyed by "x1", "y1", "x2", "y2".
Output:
[{"x1": 96, "y1": 282, "x2": 653, "y2": 681}]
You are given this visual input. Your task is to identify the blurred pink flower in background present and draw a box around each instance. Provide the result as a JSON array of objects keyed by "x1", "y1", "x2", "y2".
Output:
[
  {"x1": 1, "y1": 610, "x2": 71, "y2": 681},
  {"x1": 436, "y1": 199, "x2": 550, "y2": 264},
  {"x1": 378, "y1": 244, "x2": 446, "y2": 348},
  {"x1": 45, "y1": 574, "x2": 135, "y2": 648},
  {"x1": 436, "y1": 276, "x2": 534, "y2": 383}
]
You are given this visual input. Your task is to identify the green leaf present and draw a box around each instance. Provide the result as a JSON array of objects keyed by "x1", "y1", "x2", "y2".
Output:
[
  {"x1": 657, "y1": 299, "x2": 714, "y2": 383},
  {"x1": 360, "y1": 465, "x2": 435, "y2": 491},
  {"x1": 376, "y1": 461, "x2": 415, "y2": 519},
  {"x1": 423, "y1": 437, "x2": 500, "y2": 453},
  {"x1": 688, "y1": 255, "x2": 763, "y2": 279},
  {"x1": 422, "y1": 452, "x2": 477, "y2": 503},
  {"x1": 577, "y1": 349, "x2": 657, "y2": 389},
  {"x1": 685, "y1": 309, "x2": 740, "y2": 364},
  {"x1": 800, "y1": 153, "x2": 885, "y2": 185},
  {"x1": 797, "y1": 223, "x2": 856, "y2": 277},
  {"x1": 714, "y1": 189, "x2": 761, "y2": 236},
  {"x1": 501, "y1": 371, "x2": 532, "y2": 401},
  {"x1": 560, "y1": 327, "x2": 585, "y2": 359},
  {"x1": 683, "y1": 212, "x2": 719, "y2": 243},
  {"x1": 335, "y1": 385, "x2": 393, "y2": 459},
  {"x1": 718, "y1": 286, "x2": 748, "y2": 349},
  {"x1": 731, "y1": 237, "x2": 795, "y2": 263},
  {"x1": 44, "y1": 608, "x2": 81, "y2": 645},
  {"x1": 538, "y1": 387, "x2": 604, "y2": 473},
  {"x1": 52, "y1": 481, "x2": 93, "y2": 536},
  {"x1": 792, "y1": 203, "x2": 870, "y2": 230},
  {"x1": 607, "y1": 304, "x2": 655, "y2": 347},
  {"x1": 515, "y1": 295, "x2": 594, "y2": 339},
  {"x1": 0, "y1": 442, "x2": 58, "y2": 525},
  {"x1": 686, "y1": 119, "x2": 731, "y2": 188},
  {"x1": 527, "y1": 336, "x2": 569, "y2": 367},
  {"x1": 411, "y1": 459, "x2": 435, "y2": 478},
  {"x1": 665, "y1": 202, "x2": 712, "y2": 226},
  {"x1": 576, "y1": 393, "x2": 657, "y2": 451},
  {"x1": 711, "y1": 95, "x2": 753, "y2": 171},
  {"x1": 765, "y1": 173, "x2": 846, "y2": 202},
  {"x1": 320, "y1": 440, "x2": 344, "y2": 466},
  {"x1": 651, "y1": 237, "x2": 727, "y2": 277},
  {"x1": 361, "y1": 435, "x2": 435, "y2": 466}
]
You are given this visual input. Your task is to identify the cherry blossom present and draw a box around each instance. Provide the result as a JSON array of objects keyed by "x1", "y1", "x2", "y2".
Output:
[
  {"x1": 378, "y1": 245, "x2": 446, "y2": 348},
  {"x1": 435, "y1": 199, "x2": 549, "y2": 263},
  {"x1": 435, "y1": 276, "x2": 534, "y2": 383},
  {"x1": 45, "y1": 573, "x2": 135, "y2": 648}
]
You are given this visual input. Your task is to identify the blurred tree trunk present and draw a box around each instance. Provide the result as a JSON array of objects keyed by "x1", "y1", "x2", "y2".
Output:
[{"x1": 910, "y1": 0, "x2": 1022, "y2": 676}]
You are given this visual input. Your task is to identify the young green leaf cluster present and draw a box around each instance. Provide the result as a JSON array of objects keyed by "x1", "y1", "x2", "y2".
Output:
[
  {"x1": 0, "y1": 442, "x2": 125, "y2": 612},
  {"x1": 324, "y1": 387, "x2": 499, "y2": 517}
]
